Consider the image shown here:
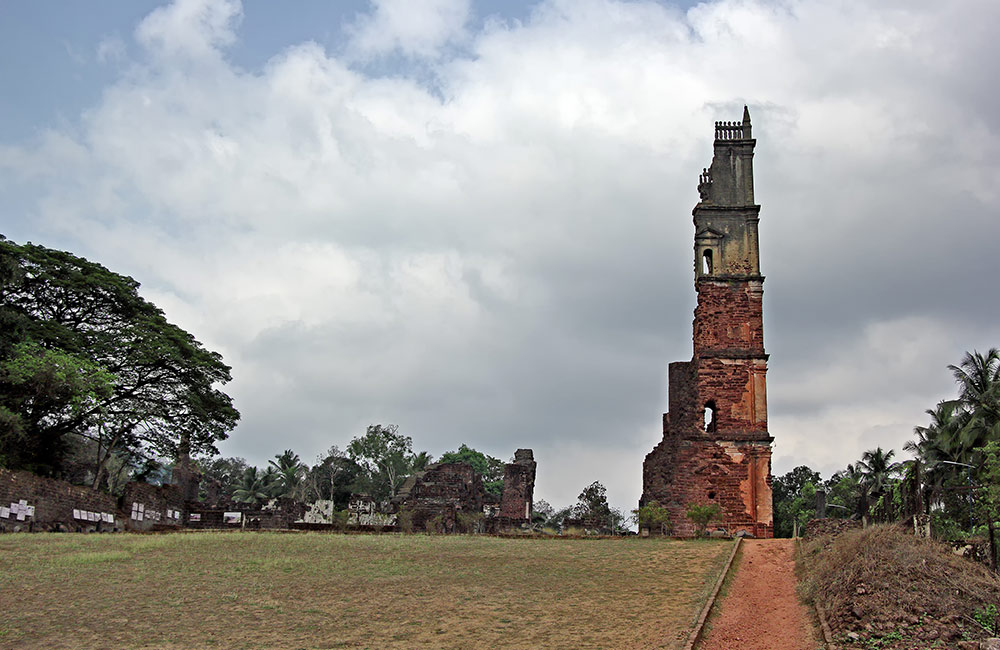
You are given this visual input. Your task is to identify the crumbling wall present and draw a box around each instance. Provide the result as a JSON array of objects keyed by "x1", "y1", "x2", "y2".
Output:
[
  {"x1": 185, "y1": 498, "x2": 308, "y2": 530},
  {"x1": 499, "y1": 449, "x2": 536, "y2": 525},
  {"x1": 644, "y1": 435, "x2": 772, "y2": 537},
  {"x1": 121, "y1": 481, "x2": 187, "y2": 531},
  {"x1": 805, "y1": 517, "x2": 862, "y2": 540},
  {"x1": 346, "y1": 495, "x2": 397, "y2": 528},
  {"x1": 692, "y1": 281, "x2": 765, "y2": 356},
  {"x1": 0, "y1": 468, "x2": 121, "y2": 532},
  {"x1": 395, "y1": 462, "x2": 484, "y2": 533}
]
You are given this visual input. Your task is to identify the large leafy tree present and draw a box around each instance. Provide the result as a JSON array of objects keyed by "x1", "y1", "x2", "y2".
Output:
[
  {"x1": 305, "y1": 446, "x2": 361, "y2": 508},
  {"x1": 346, "y1": 424, "x2": 428, "y2": 502},
  {"x1": 573, "y1": 480, "x2": 612, "y2": 522},
  {"x1": 438, "y1": 444, "x2": 505, "y2": 496},
  {"x1": 198, "y1": 456, "x2": 250, "y2": 500},
  {"x1": 0, "y1": 237, "x2": 239, "y2": 479},
  {"x1": 772, "y1": 465, "x2": 820, "y2": 537}
]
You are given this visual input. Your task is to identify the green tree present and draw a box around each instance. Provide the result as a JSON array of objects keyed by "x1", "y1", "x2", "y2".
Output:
[
  {"x1": 233, "y1": 466, "x2": 274, "y2": 504},
  {"x1": 633, "y1": 500, "x2": 671, "y2": 535},
  {"x1": 438, "y1": 444, "x2": 505, "y2": 496},
  {"x1": 0, "y1": 341, "x2": 115, "y2": 473},
  {"x1": 198, "y1": 456, "x2": 250, "y2": 500},
  {"x1": 772, "y1": 465, "x2": 821, "y2": 538},
  {"x1": 269, "y1": 449, "x2": 306, "y2": 499},
  {"x1": 974, "y1": 440, "x2": 1000, "y2": 570},
  {"x1": 531, "y1": 499, "x2": 555, "y2": 526},
  {"x1": 949, "y1": 349, "x2": 1000, "y2": 456},
  {"x1": 0, "y1": 237, "x2": 239, "y2": 480},
  {"x1": 347, "y1": 424, "x2": 427, "y2": 502},
  {"x1": 857, "y1": 447, "x2": 902, "y2": 522},
  {"x1": 686, "y1": 502, "x2": 722, "y2": 537},
  {"x1": 574, "y1": 481, "x2": 612, "y2": 522},
  {"x1": 305, "y1": 446, "x2": 362, "y2": 508}
]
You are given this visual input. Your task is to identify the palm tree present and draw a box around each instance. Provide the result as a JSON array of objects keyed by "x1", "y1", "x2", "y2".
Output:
[
  {"x1": 233, "y1": 466, "x2": 271, "y2": 504},
  {"x1": 409, "y1": 451, "x2": 433, "y2": 473},
  {"x1": 269, "y1": 450, "x2": 306, "y2": 500},
  {"x1": 949, "y1": 348, "x2": 1000, "y2": 456},
  {"x1": 857, "y1": 447, "x2": 902, "y2": 522},
  {"x1": 906, "y1": 401, "x2": 963, "y2": 514}
]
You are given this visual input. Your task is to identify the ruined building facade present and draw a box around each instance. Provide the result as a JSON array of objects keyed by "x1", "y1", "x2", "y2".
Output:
[{"x1": 641, "y1": 107, "x2": 773, "y2": 538}]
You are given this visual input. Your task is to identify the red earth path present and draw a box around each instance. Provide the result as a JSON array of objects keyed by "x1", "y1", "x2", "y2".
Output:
[{"x1": 698, "y1": 538, "x2": 823, "y2": 650}]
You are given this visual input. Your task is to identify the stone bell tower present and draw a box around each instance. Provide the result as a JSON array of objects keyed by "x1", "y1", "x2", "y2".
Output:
[{"x1": 641, "y1": 107, "x2": 773, "y2": 538}]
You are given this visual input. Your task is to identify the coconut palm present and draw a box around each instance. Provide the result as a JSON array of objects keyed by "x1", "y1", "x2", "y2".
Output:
[
  {"x1": 949, "y1": 348, "x2": 1000, "y2": 456},
  {"x1": 905, "y1": 400, "x2": 963, "y2": 512},
  {"x1": 233, "y1": 466, "x2": 272, "y2": 504},
  {"x1": 268, "y1": 450, "x2": 306, "y2": 499},
  {"x1": 857, "y1": 447, "x2": 902, "y2": 522}
]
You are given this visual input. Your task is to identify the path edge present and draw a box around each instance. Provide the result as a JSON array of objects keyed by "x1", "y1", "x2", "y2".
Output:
[
  {"x1": 684, "y1": 536, "x2": 742, "y2": 650},
  {"x1": 795, "y1": 537, "x2": 838, "y2": 650}
]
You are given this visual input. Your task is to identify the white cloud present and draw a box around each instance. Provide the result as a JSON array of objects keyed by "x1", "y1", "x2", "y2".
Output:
[
  {"x1": 3, "y1": 0, "x2": 1000, "y2": 509},
  {"x1": 136, "y1": 0, "x2": 242, "y2": 60},
  {"x1": 346, "y1": 0, "x2": 471, "y2": 59}
]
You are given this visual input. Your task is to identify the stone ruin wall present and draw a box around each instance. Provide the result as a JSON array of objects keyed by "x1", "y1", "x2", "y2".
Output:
[
  {"x1": 1, "y1": 448, "x2": 536, "y2": 535},
  {"x1": 394, "y1": 462, "x2": 485, "y2": 533},
  {"x1": 0, "y1": 468, "x2": 120, "y2": 533},
  {"x1": 499, "y1": 449, "x2": 536, "y2": 524}
]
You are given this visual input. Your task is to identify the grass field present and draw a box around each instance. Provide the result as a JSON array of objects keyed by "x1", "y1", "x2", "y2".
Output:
[{"x1": 0, "y1": 532, "x2": 733, "y2": 650}]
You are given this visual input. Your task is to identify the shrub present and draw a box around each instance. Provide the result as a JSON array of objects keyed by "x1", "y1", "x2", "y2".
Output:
[
  {"x1": 633, "y1": 500, "x2": 672, "y2": 536},
  {"x1": 457, "y1": 511, "x2": 484, "y2": 534},
  {"x1": 686, "y1": 503, "x2": 722, "y2": 537}
]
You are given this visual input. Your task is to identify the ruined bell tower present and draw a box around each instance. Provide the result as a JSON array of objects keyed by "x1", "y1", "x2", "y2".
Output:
[{"x1": 641, "y1": 107, "x2": 773, "y2": 538}]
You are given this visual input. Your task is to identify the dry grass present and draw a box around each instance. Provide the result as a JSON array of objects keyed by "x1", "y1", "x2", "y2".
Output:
[
  {"x1": 798, "y1": 525, "x2": 1000, "y2": 648},
  {"x1": 0, "y1": 532, "x2": 733, "y2": 650}
]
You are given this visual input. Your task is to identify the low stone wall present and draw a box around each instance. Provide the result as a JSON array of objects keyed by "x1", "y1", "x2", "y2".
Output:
[
  {"x1": 186, "y1": 498, "x2": 307, "y2": 530},
  {"x1": 121, "y1": 481, "x2": 187, "y2": 531},
  {"x1": 0, "y1": 468, "x2": 121, "y2": 532},
  {"x1": 804, "y1": 517, "x2": 861, "y2": 540}
]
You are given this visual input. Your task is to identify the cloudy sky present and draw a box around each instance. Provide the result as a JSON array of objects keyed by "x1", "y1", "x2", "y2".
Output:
[{"x1": 2, "y1": 0, "x2": 999, "y2": 511}]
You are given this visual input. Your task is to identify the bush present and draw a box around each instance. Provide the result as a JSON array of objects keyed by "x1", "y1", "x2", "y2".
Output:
[
  {"x1": 426, "y1": 514, "x2": 445, "y2": 534},
  {"x1": 686, "y1": 503, "x2": 721, "y2": 537},
  {"x1": 457, "y1": 511, "x2": 483, "y2": 534},
  {"x1": 633, "y1": 500, "x2": 672, "y2": 536}
]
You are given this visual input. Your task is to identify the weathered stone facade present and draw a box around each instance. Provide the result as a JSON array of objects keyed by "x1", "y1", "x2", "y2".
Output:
[
  {"x1": 0, "y1": 468, "x2": 121, "y2": 532},
  {"x1": 642, "y1": 107, "x2": 774, "y2": 538},
  {"x1": 2, "y1": 448, "x2": 537, "y2": 535},
  {"x1": 394, "y1": 462, "x2": 485, "y2": 532},
  {"x1": 499, "y1": 449, "x2": 536, "y2": 524}
]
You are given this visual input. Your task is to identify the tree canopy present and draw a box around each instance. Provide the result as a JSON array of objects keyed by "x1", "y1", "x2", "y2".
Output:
[
  {"x1": 438, "y1": 444, "x2": 505, "y2": 496},
  {"x1": 346, "y1": 424, "x2": 429, "y2": 502},
  {"x1": 0, "y1": 237, "x2": 239, "y2": 479}
]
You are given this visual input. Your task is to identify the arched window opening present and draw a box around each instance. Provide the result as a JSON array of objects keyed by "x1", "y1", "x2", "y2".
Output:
[
  {"x1": 702, "y1": 249, "x2": 713, "y2": 275},
  {"x1": 708, "y1": 491, "x2": 716, "y2": 500},
  {"x1": 704, "y1": 400, "x2": 718, "y2": 433}
]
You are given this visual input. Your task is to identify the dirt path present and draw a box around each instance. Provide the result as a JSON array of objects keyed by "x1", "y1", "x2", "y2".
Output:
[{"x1": 698, "y1": 539, "x2": 822, "y2": 650}]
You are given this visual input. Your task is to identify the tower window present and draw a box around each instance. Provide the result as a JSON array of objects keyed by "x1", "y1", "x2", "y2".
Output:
[
  {"x1": 702, "y1": 250, "x2": 713, "y2": 275},
  {"x1": 704, "y1": 400, "x2": 718, "y2": 432}
]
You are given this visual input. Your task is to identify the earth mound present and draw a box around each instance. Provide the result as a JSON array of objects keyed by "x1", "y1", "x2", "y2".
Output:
[{"x1": 799, "y1": 525, "x2": 1000, "y2": 649}]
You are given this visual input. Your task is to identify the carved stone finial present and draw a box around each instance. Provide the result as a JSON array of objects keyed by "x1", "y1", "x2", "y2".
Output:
[{"x1": 697, "y1": 167, "x2": 713, "y2": 200}]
